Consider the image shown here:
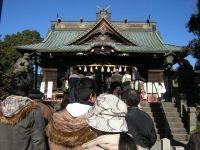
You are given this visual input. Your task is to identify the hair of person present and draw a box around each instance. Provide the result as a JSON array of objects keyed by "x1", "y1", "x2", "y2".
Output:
[
  {"x1": 122, "y1": 89, "x2": 140, "y2": 107},
  {"x1": 76, "y1": 77, "x2": 97, "y2": 101},
  {"x1": 11, "y1": 71, "x2": 33, "y2": 96},
  {"x1": 178, "y1": 59, "x2": 192, "y2": 68},
  {"x1": 110, "y1": 81, "x2": 122, "y2": 94},
  {"x1": 121, "y1": 81, "x2": 131, "y2": 91},
  {"x1": 125, "y1": 70, "x2": 130, "y2": 74},
  {"x1": 91, "y1": 128, "x2": 117, "y2": 136},
  {"x1": 72, "y1": 66, "x2": 79, "y2": 72},
  {"x1": 119, "y1": 132, "x2": 137, "y2": 150},
  {"x1": 28, "y1": 89, "x2": 44, "y2": 100}
]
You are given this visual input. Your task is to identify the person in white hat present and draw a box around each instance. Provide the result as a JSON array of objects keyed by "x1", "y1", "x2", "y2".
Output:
[{"x1": 82, "y1": 93, "x2": 137, "y2": 150}]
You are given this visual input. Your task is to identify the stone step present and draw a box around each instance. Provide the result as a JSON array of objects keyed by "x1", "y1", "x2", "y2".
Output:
[
  {"x1": 141, "y1": 107, "x2": 162, "y2": 112},
  {"x1": 172, "y1": 133, "x2": 188, "y2": 141},
  {"x1": 168, "y1": 122, "x2": 184, "y2": 128},
  {"x1": 170, "y1": 128, "x2": 187, "y2": 133},
  {"x1": 166, "y1": 117, "x2": 181, "y2": 122},
  {"x1": 157, "y1": 132, "x2": 188, "y2": 141},
  {"x1": 140, "y1": 102, "x2": 161, "y2": 107},
  {"x1": 140, "y1": 101, "x2": 188, "y2": 142},
  {"x1": 145, "y1": 114, "x2": 182, "y2": 123},
  {"x1": 161, "y1": 102, "x2": 176, "y2": 107},
  {"x1": 147, "y1": 112, "x2": 180, "y2": 118},
  {"x1": 155, "y1": 128, "x2": 186, "y2": 135},
  {"x1": 162, "y1": 107, "x2": 178, "y2": 112},
  {"x1": 165, "y1": 112, "x2": 179, "y2": 117},
  {"x1": 154, "y1": 122, "x2": 184, "y2": 128}
]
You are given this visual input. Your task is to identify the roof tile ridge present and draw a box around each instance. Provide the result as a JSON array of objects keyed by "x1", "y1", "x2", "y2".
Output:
[
  {"x1": 42, "y1": 30, "x2": 53, "y2": 43},
  {"x1": 164, "y1": 43, "x2": 182, "y2": 48},
  {"x1": 65, "y1": 21, "x2": 99, "y2": 45},
  {"x1": 154, "y1": 30, "x2": 164, "y2": 44},
  {"x1": 105, "y1": 19, "x2": 140, "y2": 46}
]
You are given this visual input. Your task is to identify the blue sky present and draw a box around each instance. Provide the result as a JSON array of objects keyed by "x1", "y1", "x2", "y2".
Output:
[{"x1": 0, "y1": 0, "x2": 197, "y2": 67}]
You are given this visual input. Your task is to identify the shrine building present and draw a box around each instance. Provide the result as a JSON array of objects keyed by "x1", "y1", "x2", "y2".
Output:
[{"x1": 16, "y1": 8, "x2": 186, "y2": 99}]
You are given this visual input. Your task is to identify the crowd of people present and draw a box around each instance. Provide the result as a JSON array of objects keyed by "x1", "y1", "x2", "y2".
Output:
[
  {"x1": 0, "y1": 56, "x2": 199, "y2": 149},
  {"x1": 0, "y1": 59, "x2": 158, "y2": 150}
]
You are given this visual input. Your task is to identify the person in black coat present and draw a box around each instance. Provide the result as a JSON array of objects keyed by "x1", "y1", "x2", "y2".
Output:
[
  {"x1": 68, "y1": 66, "x2": 80, "y2": 103},
  {"x1": 122, "y1": 89, "x2": 157, "y2": 149},
  {"x1": 177, "y1": 59, "x2": 196, "y2": 106}
]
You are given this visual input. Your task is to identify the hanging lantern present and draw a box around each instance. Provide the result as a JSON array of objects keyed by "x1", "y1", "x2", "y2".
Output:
[
  {"x1": 95, "y1": 65, "x2": 98, "y2": 70},
  {"x1": 79, "y1": 66, "x2": 82, "y2": 70},
  {"x1": 124, "y1": 66, "x2": 127, "y2": 72},
  {"x1": 84, "y1": 66, "x2": 87, "y2": 72},
  {"x1": 119, "y1": 66, "x2": 122, "y2": 72},
  {"x1": 107, "y1": 66, "x2": 110, "y2": 72},
  {"x1": 113, "y1": 66, "x2": 116, "y2": 72},
  {"x1": 90, "y1": 66, "x2": 93, "y2": 72},
  {"x1": 101, "y1": 66, "x2": 104, "y2": 72}
]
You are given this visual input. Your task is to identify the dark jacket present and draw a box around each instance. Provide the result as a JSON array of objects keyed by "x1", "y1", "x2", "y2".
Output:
[
  {"x1": 68, "y1": 74, "x2": 80, "y2": 103},
  {"x1": 187, "y1": 132, "x2": 200, "y2": 150},
  {"x1": 126, "y1": 107, "x2": 157, "y2": 148},
  {"x1": 0, "y1": 96, "x2": 46, "y2": 150}
]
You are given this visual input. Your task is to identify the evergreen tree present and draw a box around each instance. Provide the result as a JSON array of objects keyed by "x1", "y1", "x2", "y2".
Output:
[
  {"x1": 0, "y1": 30, "x2": 43, "y2": 100},
  {"x1": 186, "y1": 0, "x2": 200, "y2": 59}
]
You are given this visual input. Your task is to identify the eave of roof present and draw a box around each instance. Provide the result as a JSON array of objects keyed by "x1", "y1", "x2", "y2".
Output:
[{"x1": 16, "y1": 20, "x2": 183, "y2": 54}]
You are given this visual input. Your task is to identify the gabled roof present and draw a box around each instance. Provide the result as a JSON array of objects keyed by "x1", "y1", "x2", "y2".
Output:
[
  {"x1": 17, "y1": 18, "x2": 182, "y2": 55},
  {"x1": 68, "y1": 18, "x2": 137, "y2": 46}
]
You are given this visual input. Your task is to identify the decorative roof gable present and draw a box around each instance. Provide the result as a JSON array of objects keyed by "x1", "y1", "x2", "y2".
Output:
[{"x1": 69, "y1": 18, "x2": 137, "y2": 46}]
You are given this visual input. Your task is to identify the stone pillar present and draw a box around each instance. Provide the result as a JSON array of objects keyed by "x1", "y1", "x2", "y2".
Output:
[
  {"x1": 161, "y1": 138, "x2": 170, "y2": 150},
  {"x1": 188, "y1": 107, "x2": 197, "y2": 133},
  {"x1": 173, "y1": 146, "x2": 184, "y2": 150}
]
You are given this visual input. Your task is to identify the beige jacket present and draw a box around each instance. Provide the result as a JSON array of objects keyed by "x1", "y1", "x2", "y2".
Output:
[{"x1": 82, "y1": 134, "x2": 149, "y2": 150}]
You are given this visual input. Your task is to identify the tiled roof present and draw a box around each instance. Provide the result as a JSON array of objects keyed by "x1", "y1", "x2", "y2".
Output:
[{"x1": 17, "y1": 22, "x2": 182, "y2": 54}]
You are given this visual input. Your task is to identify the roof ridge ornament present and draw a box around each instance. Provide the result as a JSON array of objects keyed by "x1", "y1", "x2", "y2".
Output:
[
  {"x1": 57, "y1": 14, "x2": 61, "y2": 23},
  {"x1": 96, "y1": 5, "x2": 111, "y2": 22}
]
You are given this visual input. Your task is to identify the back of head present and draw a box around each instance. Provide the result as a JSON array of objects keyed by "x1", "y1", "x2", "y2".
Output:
[
  {"x1": 76, "y1": 77, "x2": 97, "y2": 101},
  {"x1": 28, "y1": 89, "x2": 44, "y2": 100},
  {"x1": 178, "y1": 59, "x2": 193, "y2": 69},
  {"x1": 125, "y1": 70, "x2": 130, "y2": 74},
  {"x1": 72, "y1": 66, "x2": 79, "y2": 74},
  {"x1": 122, "y1": 89, "x2": 139, "y2": 107},
  {"x1": 121, "y1": 81, "x2": 131, "y2": 91},
  {"x1": 110, "y1": 81, "x2": 122, "y2": 94},
  {"x1": 12, "y1": 71, "x2": 33, "y2": 97}
]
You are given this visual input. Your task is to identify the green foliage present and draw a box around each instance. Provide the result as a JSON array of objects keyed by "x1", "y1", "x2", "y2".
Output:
[
  {"x1": 184, "y1": 38, "x2": 200, "y2": 59},
  {"x1": 187, "y1": 14, "x2": 200, "y2": 37},
  {"x1": 0, "y1": 30, "x2": 43, "y2": 100},
  {"x1": 186, "y1": 0, "x2": 200, "y2": 59}
]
